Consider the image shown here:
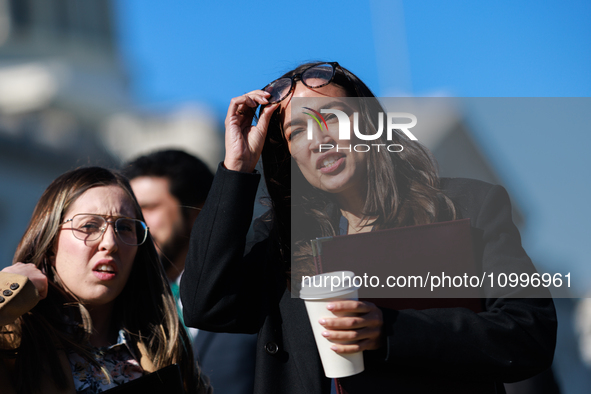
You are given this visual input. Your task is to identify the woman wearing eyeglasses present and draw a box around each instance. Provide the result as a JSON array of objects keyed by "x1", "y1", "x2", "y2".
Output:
[
  {"x1": 181, "y1": 62, "x2": 557, "y2": 393},
  {"x1": 0, "y1": 167, "x2": 211, "y2": 394}
]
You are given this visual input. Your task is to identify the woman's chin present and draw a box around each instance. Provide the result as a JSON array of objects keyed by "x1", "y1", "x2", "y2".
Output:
[
  {"x1": 317, "y1": 181, "x2": 351, "y2": 195},
  {"x1": 79, "y1": 290, "x2": 121, "y2": 308}
]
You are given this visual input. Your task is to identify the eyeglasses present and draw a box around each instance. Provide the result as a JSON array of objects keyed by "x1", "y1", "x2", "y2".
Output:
[
  {"x1": 62, "y1": 214, "x2": 149, "y2": 246},
  {"x1": 262, "y1": 62, "x2": 348, "y2": 104}
]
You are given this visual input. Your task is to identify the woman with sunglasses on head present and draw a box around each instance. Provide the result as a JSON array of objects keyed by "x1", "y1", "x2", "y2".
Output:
[
  {"x1": 181, "y1": 62, "x2": 557, "y2": 393},
  {"x1": 0, "y1": 167, "x2": 211, "y2": 394}
]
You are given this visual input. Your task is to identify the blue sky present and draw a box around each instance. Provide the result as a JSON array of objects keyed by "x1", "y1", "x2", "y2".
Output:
[
  {"x1": 113, "y1": 0, "x2": 591, "y2": 291},
  {"x1": 114, "y1": 0, "x2": 591, "y2": 106}
]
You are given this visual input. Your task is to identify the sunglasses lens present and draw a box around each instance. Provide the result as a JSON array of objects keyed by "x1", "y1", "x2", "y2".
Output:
[
  {"x1": 302, "y1": 64, "x2": 335, "y2": 88},
  {"x1": 264, "y1": 78, "x2": 293, "y2": 104}
]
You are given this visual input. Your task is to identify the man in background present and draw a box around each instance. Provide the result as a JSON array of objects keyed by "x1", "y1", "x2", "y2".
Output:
[{"x1": 123, "y1": 149, "x2": 257, "y2": 394}]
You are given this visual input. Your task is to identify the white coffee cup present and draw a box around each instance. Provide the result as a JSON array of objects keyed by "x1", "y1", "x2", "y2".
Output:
[{"x1": 299, "y1": 271, "x2": 365, "y2": 378}]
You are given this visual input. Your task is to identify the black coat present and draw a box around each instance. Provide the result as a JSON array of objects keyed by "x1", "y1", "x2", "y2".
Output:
[{"x1": 180, "y1": 165, "x2": 557, "y2": 394}]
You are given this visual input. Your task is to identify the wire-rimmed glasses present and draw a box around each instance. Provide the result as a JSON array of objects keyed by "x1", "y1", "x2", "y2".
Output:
[{"x1": 62, "y1": 213, "x2": 149, "y2": 246}]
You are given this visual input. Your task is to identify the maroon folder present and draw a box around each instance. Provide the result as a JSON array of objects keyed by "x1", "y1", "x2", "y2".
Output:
[{"x1": 310, "y1": 218, "x2": 483, "y2": 312}]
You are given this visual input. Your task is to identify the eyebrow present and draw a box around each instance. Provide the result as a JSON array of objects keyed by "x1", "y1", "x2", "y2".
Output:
[
  {"x1": 68, "y1": 213, "x2": 137, "y2": 221},
  {"x1": 284, "y1": 100, "x2": 354, "y2": 131},
  {"x1": 323, "y1": 100, "x2": 353, "y2": 111},
  {"x1": 283, "y1": 117, "x2": 307, "y2": 132}
]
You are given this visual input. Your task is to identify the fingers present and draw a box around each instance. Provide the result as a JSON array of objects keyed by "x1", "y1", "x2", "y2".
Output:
[
  {"x1": 34, "y1": 272, "x2": 48, "y2": 299},
  {"x1": 321, "y1": 324, "x2": 383, "y2": 353},
  {"x1": 318, "y1": 300, "x2": 384, "y2": 354},
  {"x1": 257, "y1": 102, "x2": 280, "y2": 130},
  {"x1": 319, "y1": 308, "x2": 381, "y2": 335},
  {"x1": 321, "y1": 325, "x2": 377, "y2": 342},
  {"x1": 320, "y1": 315, "x2": 379, "y2": 330},
  {"x1": 328, "y1": 339, "x2": 374, "y2": 354},
  {"x1": 223, "y1": 90, "x2": 280, "y2": 173},
  {"x1": 321, "y1": 301, "x2": 381, "y2": 330},
  {"x1": 326, "y1": 300, "x2": 374, "y2": 313},
  {"x1": 226, "y1": 90, "x2": 271, "y2": 121}
]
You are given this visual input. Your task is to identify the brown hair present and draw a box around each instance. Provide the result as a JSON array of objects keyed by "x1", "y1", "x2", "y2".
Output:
[
  {"x1": 5, "y1": 167, "x2": 203, "y2": 393},
  {"x1": 259, "y1": 62, "x2": 457, "y2": 279}
]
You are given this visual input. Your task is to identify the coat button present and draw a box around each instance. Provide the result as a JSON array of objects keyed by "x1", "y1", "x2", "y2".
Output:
[
  {"x1": 3, "y1": 290, "x2": 13, "y2": 297},
  {"x1": 10, "y1": 283, "x2": 19, "y2": 290},
  {"x1": 265, "y1": 342, "x2": 279, "y2": 355},
  {"x1": 0, "y1": 296, "x2": 4, "y2": 303}
]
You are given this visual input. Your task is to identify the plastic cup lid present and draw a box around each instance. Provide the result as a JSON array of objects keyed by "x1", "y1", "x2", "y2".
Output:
[{"x1": 299, "y1": 271, "x2": 360, "y2": 300}]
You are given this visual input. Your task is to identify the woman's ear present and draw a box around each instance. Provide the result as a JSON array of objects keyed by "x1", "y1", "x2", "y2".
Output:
[
  {"x1": 47, "y1": 250, "x2": 56, "y2": 266},
  {"x1": 41, "y1": 251, "x2": 55, "y2": 275}
]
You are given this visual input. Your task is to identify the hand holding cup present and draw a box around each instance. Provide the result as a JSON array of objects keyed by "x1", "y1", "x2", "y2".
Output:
[
  {"x1": 319, "y1": 300, "x2": 384, "y2": 354},
  {"x1": 300, "y1": 271, "x2": 368, "y2": 378}
]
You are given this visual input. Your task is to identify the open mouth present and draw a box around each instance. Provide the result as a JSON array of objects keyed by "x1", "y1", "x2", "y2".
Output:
[
  {"x1": 94, "y1": 264, "x2": 115, "y2": 273},
  {"x1": 317, "y1": 153, "x2": 346, "y2": 173},
  {"x1": 92, "y1": 260, "x2": 118, "y2": 280},
  {"x1": 321, "y1": 156, "x2": 340, "y2": 168},
  {"x1": 321, "y1": 157, "x2": 343, "y2": 172}
]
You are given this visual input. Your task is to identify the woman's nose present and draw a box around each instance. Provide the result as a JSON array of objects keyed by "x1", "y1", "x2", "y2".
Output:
[
  {"x1": 98, "y1": 223, "x2": 119, "y2": 252},
  {"x1": 309, "y1": 121, "x2": 336, "y2": 153}
]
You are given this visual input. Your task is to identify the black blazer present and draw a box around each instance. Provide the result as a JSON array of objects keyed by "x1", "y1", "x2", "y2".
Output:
[
  {"x1": 193, "y1": 331, "x2": 257, "y2": 394},
  {"x1": 180, "y1": 165, "x2": 557, "y2": 394}
]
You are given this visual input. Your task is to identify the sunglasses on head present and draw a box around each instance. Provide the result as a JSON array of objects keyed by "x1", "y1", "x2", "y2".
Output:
[{"x1": 262, "y1": 62, "x2": 350, "y2": 104}]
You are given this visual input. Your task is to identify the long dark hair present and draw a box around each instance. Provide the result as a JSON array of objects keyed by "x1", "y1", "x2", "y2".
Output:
[
  {"x1": 259, "y1": 62, "x2": 457, "y2": 279},
  {"x1": 5, "y1": 167, "x2": 204, "y2": 393}
]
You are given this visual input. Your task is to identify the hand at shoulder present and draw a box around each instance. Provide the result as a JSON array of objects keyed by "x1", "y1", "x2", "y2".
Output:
[{"x1": 1, "y1": 263, "x2": 48, "y2": 299}]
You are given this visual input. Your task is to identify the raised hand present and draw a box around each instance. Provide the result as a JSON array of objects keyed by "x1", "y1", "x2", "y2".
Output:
[{"x1": 224, "y1": 90, "x2": 279, "y2": 173}]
